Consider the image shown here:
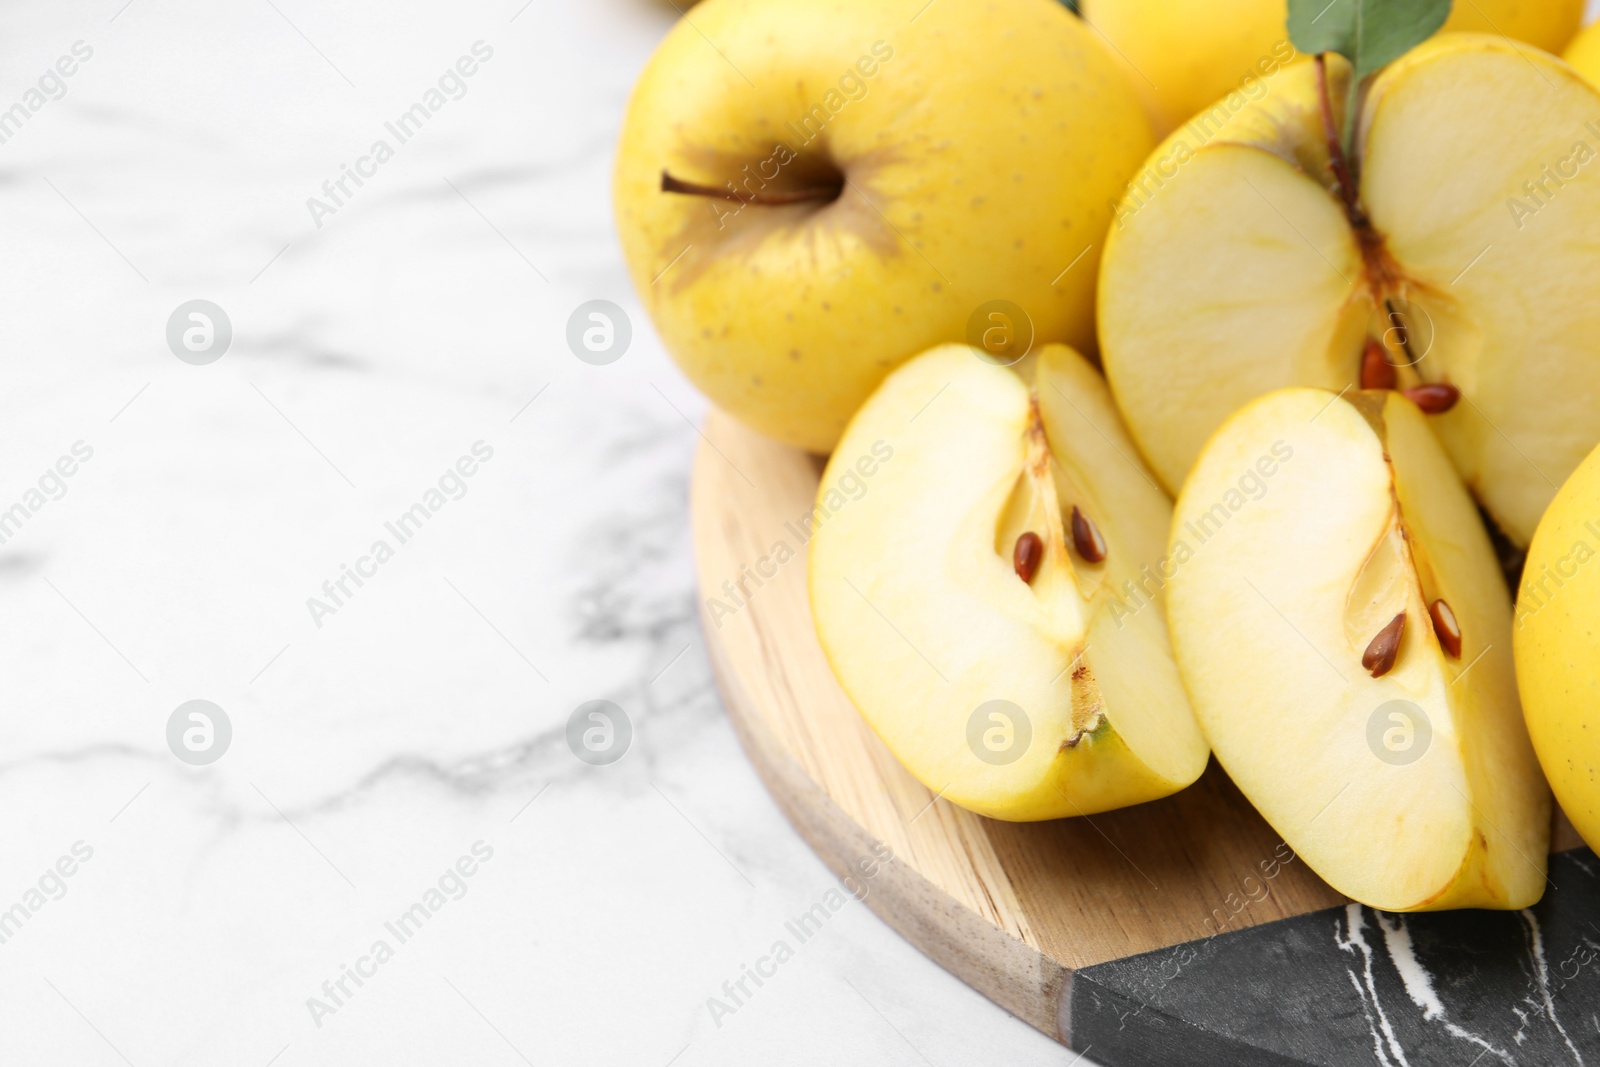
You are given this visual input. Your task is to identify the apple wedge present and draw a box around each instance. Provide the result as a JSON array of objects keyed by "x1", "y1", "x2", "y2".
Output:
[
  {"x1": 1166, "y1": 387, "x2": 1549, "y2": 910},
  {"x1": 1100, "y1": 36, "x2": 1600, "y2": 546},
  {"x1": 809, "y1": 344, "x2": 1207, "y2": 820}
]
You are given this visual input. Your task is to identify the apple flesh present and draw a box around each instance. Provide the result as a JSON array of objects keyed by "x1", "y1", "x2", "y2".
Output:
[
  {"x1": 1166, "y1": 387, "x2": 1549, "y2": 911},
  {"x1": 809, "y1": 344, "x2": 1207, "y2": 820},
  {"x1": 613, "y1": 0, "x2": 1153, "y2": 452},
  {"x1": 1099, "y1": 37, "x2": 1600, "y2": 547}
]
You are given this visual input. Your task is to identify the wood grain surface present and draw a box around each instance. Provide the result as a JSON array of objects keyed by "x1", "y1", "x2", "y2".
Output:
[{"x1": 688, "y1": 409, "x2": 1585, "y2": 1047}]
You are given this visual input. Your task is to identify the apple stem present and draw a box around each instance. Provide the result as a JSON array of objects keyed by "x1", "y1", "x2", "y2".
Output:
[
  {"x1": 660, "y1": 170, "x2": 843, "y2": 206},
  {"x1": 1314, "y1": 55, "x2": 1367, "y2": 229},
  {"x1": 1318, "y1": 55, "x2": 1418, "y2": 387}
]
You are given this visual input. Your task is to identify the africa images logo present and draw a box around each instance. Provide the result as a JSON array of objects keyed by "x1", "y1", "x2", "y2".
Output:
[
  {"x1": 305, "y1": 442, "x2": 494, "y2": 628},
  {"x1": 305, "y1": 42, "x2": 494, "y2": 229},
  {"x1": 703, "y1": 440, "x2": 893, "y2": 628}
]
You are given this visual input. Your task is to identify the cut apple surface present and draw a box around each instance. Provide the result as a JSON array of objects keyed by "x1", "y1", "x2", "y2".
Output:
[
  {"x1": 1166, "y1": 387, "x2": 1549, "y2": 911},
  {"x1": 1100, "y1": 36, "x2": 1600, "y2": 546},
  {"x1": 808, "y1": 344, "x2": 1207, "y2": 820}
]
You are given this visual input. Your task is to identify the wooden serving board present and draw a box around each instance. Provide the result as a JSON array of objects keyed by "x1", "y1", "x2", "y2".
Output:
[{"x1": 689, "y1": 410, "x2": 1600, "y2": 1067}]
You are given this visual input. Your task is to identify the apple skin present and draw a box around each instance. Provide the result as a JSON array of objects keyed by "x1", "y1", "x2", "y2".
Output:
[
  {"x1": 1080, "y1": 0, "x2": 1584, "y2": 136},
  {"x1": 1564, "y1": 19, "x2": 1600, "y2": 88},
  {"x1": 1169, "y1": 387, "x2": 1548, "y2": 910},
  {"x1": 1513, "y1": 442, "x2": 1600, "y2": 855},
  {"x1": 807, "y1": 344, "x2": 1207, "y2": 820},
  {"x1": 1078, "y1": 0, "x2": 1307, "y2": 137},
  {"x1": 613, "y1": 0, "x2": 1152, "y2": 452},
  {"x1": 1099, "y1": 35, "x2": 1600, "y2": 548},
  {"x1": 1436, "y1": 0, "x2": 1581, "y2": 53}
]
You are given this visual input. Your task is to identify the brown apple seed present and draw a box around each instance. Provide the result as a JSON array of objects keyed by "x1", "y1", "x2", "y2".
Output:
[
  {"x1": 1430, "y1": 598, "x2": 1462, "y2": 659},
  {"x1": 1013, "y1": 531, "x2": 1043, "y2": 584},
  {"x1": 1362, "y1": 612, "x2": 1407, "y2": 678},
  {"x1": 1403, "y1": 383, "x2": 1460, "y2": 414},
  {"x1": 1070, "y1": 506, "x2": 1107, "y2": 563},
  {"x1": 1360, "y1": 339, "x2": 1397, "y2": 390}
]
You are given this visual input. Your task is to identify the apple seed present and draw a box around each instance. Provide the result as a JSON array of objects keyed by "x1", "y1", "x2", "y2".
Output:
[
  {"x1": 1360, "y1": 339, "x2": 1397, "y2": 390},
  {"x1": 1013, "y1": 531, "x2": 1043, "y2": 584},
  {"x1": 1402, "y1": 383, "x2": 1460, "y2": 414},
  {"x1": 1362, "y1": 612, "x2": 1407, "y2": 678},
  {"x1": 1430, "y1": 598, "x2": 1462, "y2": 659},
  {"x1": 1070, "y1": 506, "x2": 1108, "y2": 563}
]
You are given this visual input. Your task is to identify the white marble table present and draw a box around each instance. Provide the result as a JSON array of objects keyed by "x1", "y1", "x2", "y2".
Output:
[{"x1": 0, "y1": 0, "x2": 1077, "y2": 1062}]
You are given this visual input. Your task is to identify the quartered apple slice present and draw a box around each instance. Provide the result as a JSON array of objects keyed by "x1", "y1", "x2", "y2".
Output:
[
  {"x1": 1167, "y1": 387, "x2": 1549, "y2": 910},
  {"x1": 809, "y1": 344, "x2": 1207, "y2": 820}
]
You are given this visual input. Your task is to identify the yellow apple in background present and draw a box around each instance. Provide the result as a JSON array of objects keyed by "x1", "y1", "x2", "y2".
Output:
[
  {"x1": 1513, "y1": 441, "x2": 1600, "y2": 856},
  {"x1": 1437, "y1": 0, "x2": 1582, "y2": 48},
  {"x1": 809, "y1": 345, "x2": 1207, "y2": 819},
  {"x1": 1099, "y1": 37, "x2": 1600, "y2": 548},
  {"x1": 1080, "y1": 0, "x2": 1585, "y2": 135},
  {"x1": 1564, "y1": 18, "x2": 1600, "y2": 86},
  {"x1": 1077, "y1": 0, "x2": 1306, "y2": 137},
  {"x1": 1167, "y1": 387, "x2": 1549, "y2": 910},
  {"x1": 614, "y1": 0, "x2": 1153, "y2": 452}
]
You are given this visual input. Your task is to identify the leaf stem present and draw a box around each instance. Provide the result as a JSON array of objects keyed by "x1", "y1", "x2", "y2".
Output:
[{"x1": 1314, "y1": 54, "x2": 1367, "y2": 228}]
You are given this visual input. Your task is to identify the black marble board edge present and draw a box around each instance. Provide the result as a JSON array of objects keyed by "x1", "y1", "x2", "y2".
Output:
[{"x1": 1066, "y1": 848, "x2": 1600, "y2": 1067}]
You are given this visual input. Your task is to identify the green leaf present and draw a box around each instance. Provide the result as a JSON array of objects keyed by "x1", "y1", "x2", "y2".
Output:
[{"x1": 1287, "y1": 0, "x2": 1452, "y2": 82}]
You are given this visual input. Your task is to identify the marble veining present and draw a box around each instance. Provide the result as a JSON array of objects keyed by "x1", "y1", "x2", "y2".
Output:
[
  {"x1": 1337, "y1": 904, "x2": 1409, "y2": 1066},
  {"x1": 0, "y1": 1, "x2": 1069, "y2": 1064},
  {"x1": 12, "y1": 0, "x2": 1600, "y2": 1064},
  {"x1": 1375, "y1": 912, "x2": 1513, "y2": 1065},
  {"x1": 1074, "y1": 851, "x2": 1600, "y2": 1066}
]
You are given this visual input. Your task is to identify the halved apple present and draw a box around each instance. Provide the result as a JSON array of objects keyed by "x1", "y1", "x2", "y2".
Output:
[
  {"x1": 1166, "y1": 387, "x2": 1549, "y2": 910},
  {"x1": 808, "y1": 344, "x2": 1207, "y2": 820},
  {"x1": 1100, "y1": 36, "x2": 1600, "y2": 546}
]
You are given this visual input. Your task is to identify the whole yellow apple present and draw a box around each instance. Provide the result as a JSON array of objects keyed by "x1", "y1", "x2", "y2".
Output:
[
  {"x1": 1513, "y1": 442, "x2": 1600, "y2": 855},
  {"x1": 1563, "y1": 18, "x2": 1600, "y2": 87},
  {"x1": 1080, "y1": 0, "x2": 1584, "y2": 135},
  {"x1": 613, "y1": 0, "x2": 1153, "y2": 452},
  {"x1": 1439, "y1": 0, "x2": 1583, "y2": 52}
]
